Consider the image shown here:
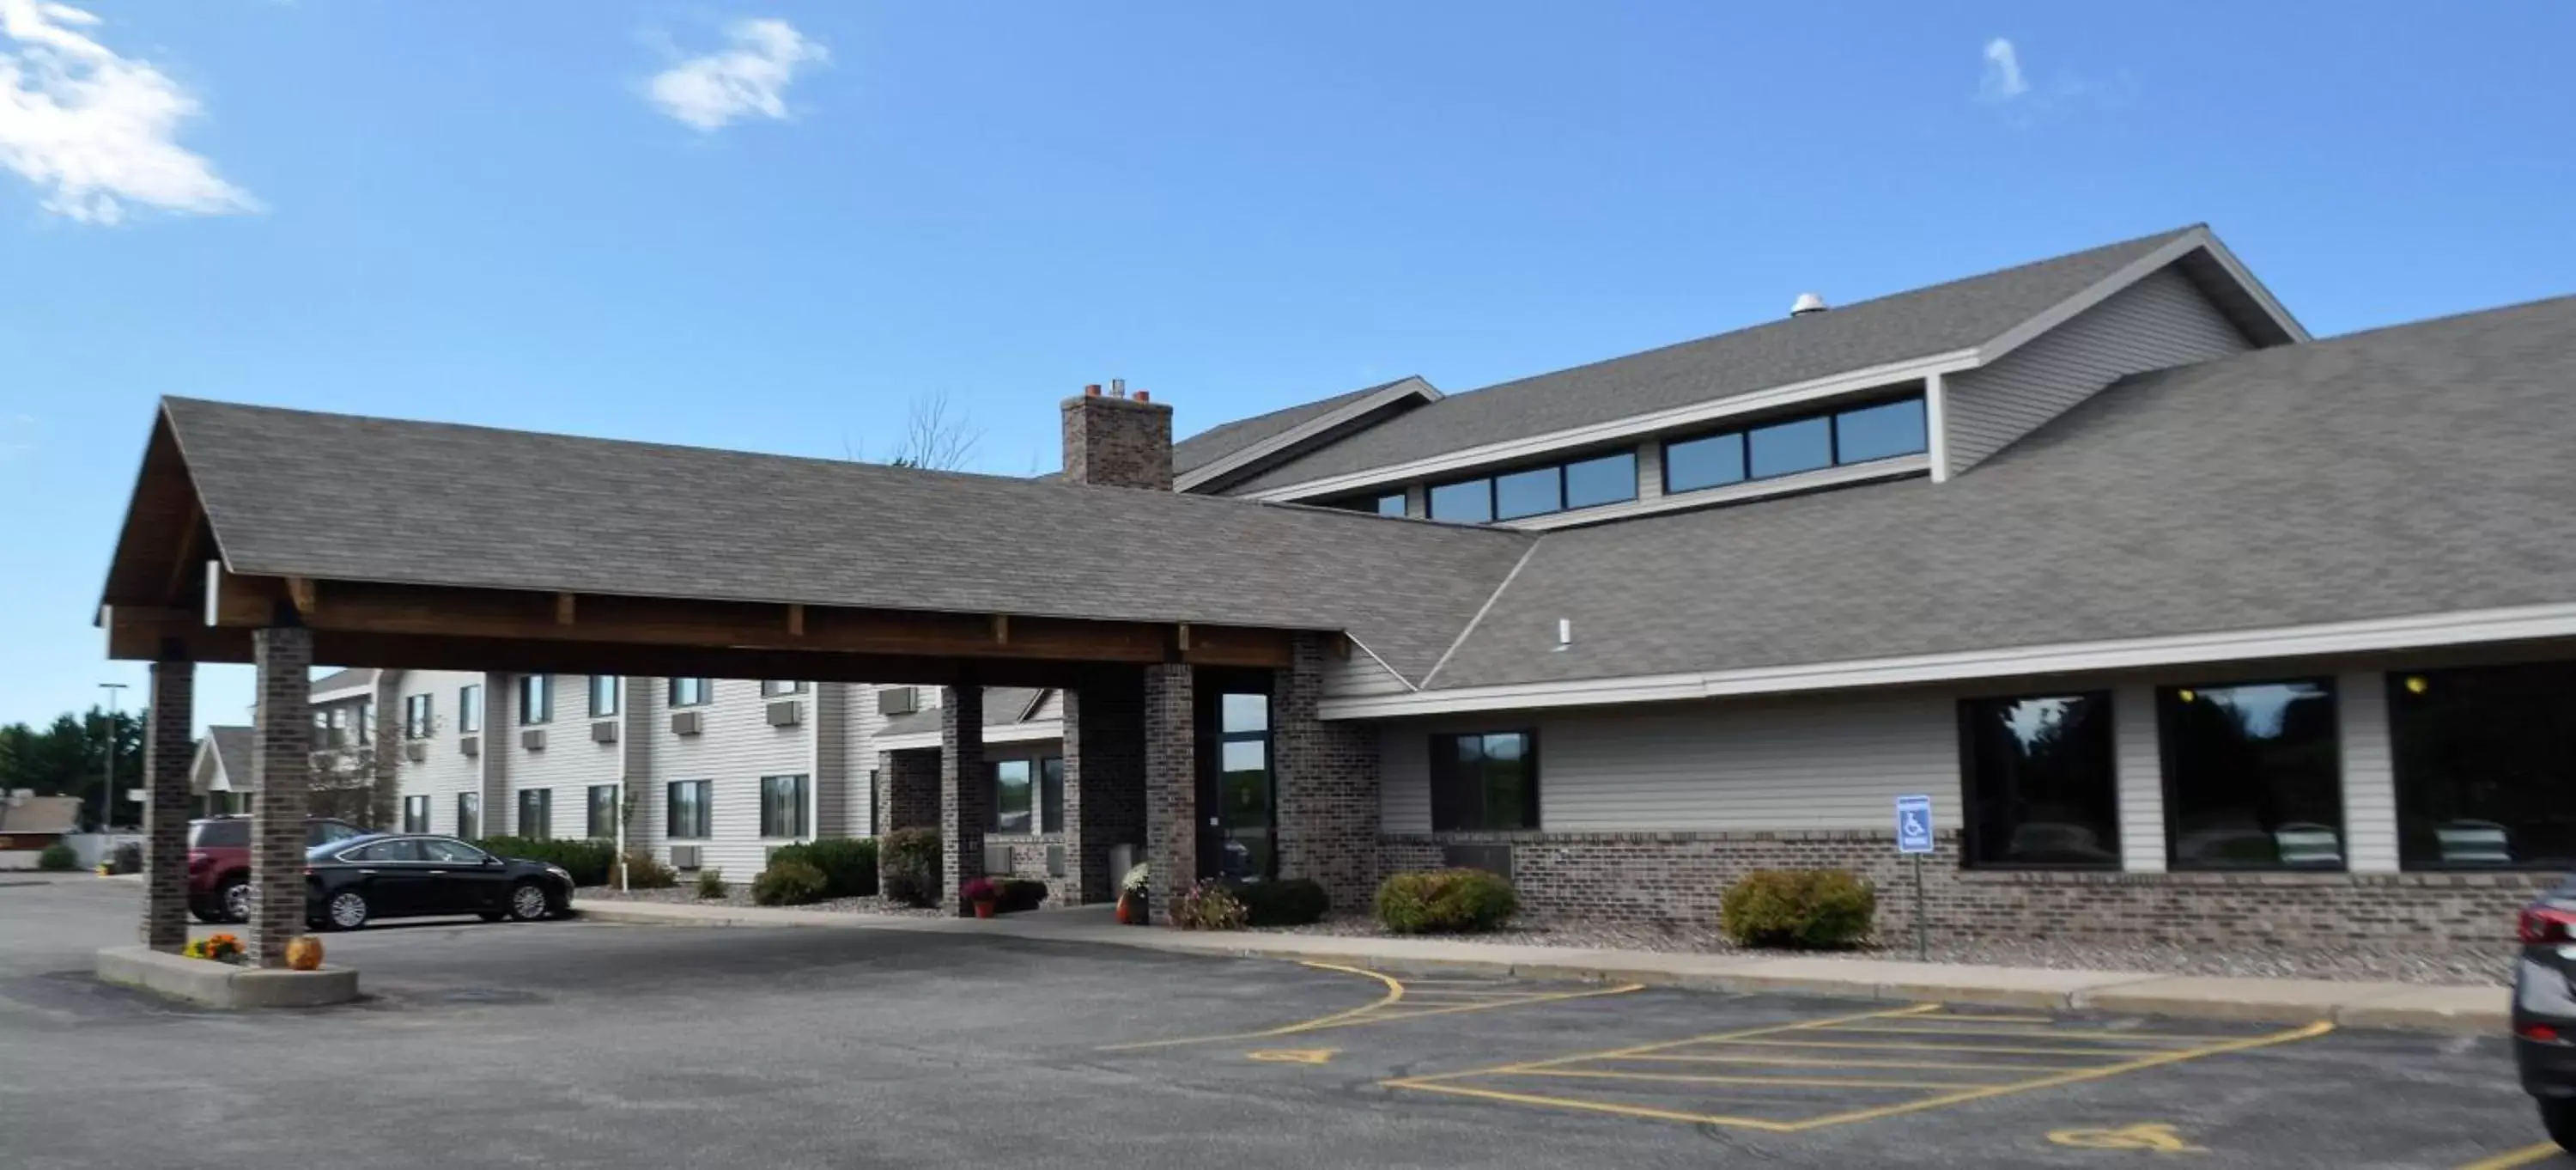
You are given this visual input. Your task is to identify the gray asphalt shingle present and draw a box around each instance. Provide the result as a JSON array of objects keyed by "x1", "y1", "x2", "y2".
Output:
[
  {"x1": 876, "y1": 686, "x2": 1050, "y2": 740},
  {"x1": 1170, "y1": 379, "x2": 1410, "y2": 476}
]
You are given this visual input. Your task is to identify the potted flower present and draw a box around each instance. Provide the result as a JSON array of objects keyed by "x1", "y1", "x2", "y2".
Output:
[
  {"x1": 961, "y1": 876, "x2": 1001, "y2": 919},
  {"x1": 1115, "y1": 862, "x2": 1151, "y2": 926},
  {"x1": 182, "y1": 932, "x2": 246, "y2": 965}
]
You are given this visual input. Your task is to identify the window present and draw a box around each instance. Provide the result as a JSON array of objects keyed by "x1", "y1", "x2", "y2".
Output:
[
  {"x1": 1213, "y1": 693, "x2": 1274, "y2": 880},
  {"x1": 1041, "y1": 756, "x2": 1065, "y2": 835},
  {"x1": 2161, "y1": 679, "x2": 2342, "y2": 870},
  {"x1": 1431, "y1": 731, "x2": 1538, "y2": 832},
  {"x1": 1429, "y1": 452, "x2": 1639, "y2": 524},
  {"x1": 762, "y1": 679, "x2": 806, "y2": 698},
  {"x1": 667, "y1": 780, "x2": 711, "y2": 839},
  {"x1": 518, "y1": 674, "x2": 553, "y2": 725},
  {"x1": 518, "y1": 789, "x2": 553, "y2": 841},
  {"x1": 2391, "y1": 662, "x2": 2576, "y2": 870},
  {"x1": 587, "y1": 784, "x2": 620, "y2": 839},
  {"x1": 1372, "y1": 492, "x2": 1406, "y2": 517},
  {"x1": 346, "y1": 838, "x2": 421, "y2": 863},
  {"x1": 1959, "y1": 692, "x2": 2119, "y2": 868},
  {"x1": 1325, "y1": 491, "x2": 1408, "y2": 516},
  {"x1": 589, "y1": 675, "x2": 620, "y2": 718},
  {"x1": 355, "y1": 701, "x2": 374, "y2": 745},
  {"x1": 992, "y1": 760, "x2": 1034, "y2": 833},
  {"x1": 307, "y1": 820, "x2": 365, "y2": 848},
  {"x1": 1662, "y1": 393, "x2": 1929, "y2": 497},
  {"x1": 669, "y1": 678, "x2": 713, "y2": 708},
  {"x1": 455, "y1": 793, "x2": 481, "y2": 840},
  {"x1": 320, "y1": 706, "x2": 349, "y2": 747},
  {"x1": 419, "y1": 838, "x2": 486, "y2": 864},
  {"x1": 402, "y1": 795, "x2": 430, "y2": 834},
  {"x1": 459, "y1": 685, "x2": 482, "y2": 734},
  {"x1": 760, "y1": 775, "x2": 809, "y2": 839},
  {"x1": 404, "y1": 693, "x2": 434, "y2": 740}
]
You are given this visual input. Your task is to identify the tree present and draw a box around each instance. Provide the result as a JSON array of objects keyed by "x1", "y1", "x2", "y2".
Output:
[
  {"x1": 0, "y1": 706, "x2": 144, "y2": 829},
  {"x1": 307, "y1": 703, "x2": 410, "y2": 830},
  {"x1": 871, "y1": 389, "x2": 985, "y2": 472}
]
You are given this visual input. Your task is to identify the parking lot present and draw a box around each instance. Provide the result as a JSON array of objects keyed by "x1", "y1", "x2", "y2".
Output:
[{"x1": 0, "y1": 876, "x2": 2562, "y2": 1169}]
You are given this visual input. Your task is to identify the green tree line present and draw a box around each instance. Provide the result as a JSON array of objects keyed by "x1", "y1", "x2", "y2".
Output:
[{"x1": 0, "y1": 706, "x2": 145, "y2": 831}]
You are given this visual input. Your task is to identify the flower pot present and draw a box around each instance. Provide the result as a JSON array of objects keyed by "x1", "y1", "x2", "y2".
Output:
[
  {"x1": 1116, "y1": 892, "x2": 1149, "y2": 925},
  {"x1": 973, "y1": 899, "x2": 997, "y2": 920},
  {"x1": 284, "y1": 935, "x2": 325, "y2": 972}
]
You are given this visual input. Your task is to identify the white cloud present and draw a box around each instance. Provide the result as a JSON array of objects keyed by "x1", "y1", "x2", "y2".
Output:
[
  {"x1": 0, "y1": 0, "x2": 258, "y2": 224},
  {"x1": 1979, "y1": 37, "x2": 2029, "y2": 102},
  {"x1": 647, "y1": 18, "x2": 827, "y2": 132}
]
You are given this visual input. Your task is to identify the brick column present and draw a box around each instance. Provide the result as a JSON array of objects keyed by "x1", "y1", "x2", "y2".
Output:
[
  {"x1": 1273, "y1": 633, "x2": 1382, "y2": 913},
  {"x1": 140, "y1": 660, "x2": 196, "y2": 952},
  {"x1": 876, "y1": 746, "x2": 940, "y2": 893},
  {"x1": 1142, "y1": 663, "x2": 1195, "y2": 914},
  {"x1": 249, "y1": 628, "x2": 313, "y2": 967},
  {"x1": 1063, "y1": 664, "x2": 1145, "y2": 904},
  {"x1": 939, "y1": 686, "x2": 988, "y2": 914}
]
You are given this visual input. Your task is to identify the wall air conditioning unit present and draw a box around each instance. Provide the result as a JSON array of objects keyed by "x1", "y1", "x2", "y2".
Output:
[
  {"x1": 591, "y1": 722, "x2": 619, "y2": 744},
  {"x1": 403, "y1": 742, "x2": 428, "y2": 763},
  {"x1": 669, "y1": 844, "x2": 701, "y2": 870},
  {"x1": 877, "y1": 686, "x2": 919, "y2": 716},
  {"x1": 983, "y1": 841, "x2": 1015, "y2": 874},
  {"x1": 671, "y1": 710, "x2": 704, "y2": 736},
  {"x1": 520, "y1": 728, "x2": 546, "y2": 752},
  {"x1": 459, "y1": 736, "x2": 480, "y2": 758},
  {"x1": 766, "y1": 700, "x2": 802, "y2": 728}
]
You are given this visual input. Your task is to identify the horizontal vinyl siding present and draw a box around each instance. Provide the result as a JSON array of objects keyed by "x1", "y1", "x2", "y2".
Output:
[
  {"x1": 1945, "y1": 265, "x2": 2253, "y2": 474},
  {"x1": 658, "y1": 679, "x2": 814, "y2": 878},
  {"x1": 390, "y1": 669, "x2": 489, "y2": 838},
  {"x1": 846, "y1": 684, "x2": 890, "y2": 836},
  {"x1": 2340, "y1": 670, "x2": 2399, "y2": 873},
  {"x1": 500, "y1": 673, "x2": 623, "y2": 839},
  {"x1": 2113, "y1": 684, "x2": 2166, "y2": 872}
]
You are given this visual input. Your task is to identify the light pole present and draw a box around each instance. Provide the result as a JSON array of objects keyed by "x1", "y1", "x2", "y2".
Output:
[{"x1": 98, "y1": 682, "x2": 130, "y2": 866}]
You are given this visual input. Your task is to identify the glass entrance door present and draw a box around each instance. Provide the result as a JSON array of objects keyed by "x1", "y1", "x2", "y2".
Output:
[{"x1": 1197, "y1": 689, "x2": 1274, "y2": 882}]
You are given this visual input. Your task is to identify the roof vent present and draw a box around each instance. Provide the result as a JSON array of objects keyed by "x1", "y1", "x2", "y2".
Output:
[{"x1": 1789, "y1": 292, "x2": 1828, "y2": 317}]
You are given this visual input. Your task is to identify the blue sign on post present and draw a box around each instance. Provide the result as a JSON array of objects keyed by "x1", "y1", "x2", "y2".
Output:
[{"x1": 1895, "y1": 794, "x2": 1935, "y2": 855}]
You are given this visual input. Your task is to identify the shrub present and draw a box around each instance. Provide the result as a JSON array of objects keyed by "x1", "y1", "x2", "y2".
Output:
[
  {"x1": 109, "y1": 842, "x2": 143, "y2": 874},
  {"x1": 1235, "y1": 878, "x2": 1330, "y2": 927},
  {"x1": 880, "y1": 828, "x2": 941, "y2": 907},
  {"x1": 999, "y1": 878, "x2": 1048, "y2": 914},
  {"x1": 696, "y1": 868, "x2": 729, "y2": 900},
  {"x1": 477, "y1": 837, "x2": 617, "y2": 887},
  {"x1": 619, "y1": 850, "x2": 678, "y2": 890},
  {"x1": 1171, "y1": 880, "x2": 1249, "y2": 930},
  {"x1": 1719, "y1": 868, "x2": 1876, "y2": 949},
  {"x1": 752, "y1": 859, "x2": 829, "y2": 906},
  {"x1": 960, "y1": 876, "x2": 1001, "y2": 905},
  {"x1": 769, "y1": 838, "x2": 878, "y2": 899},
  {"x1": 36, "y1": 842, "x2": 77, "y2": 871},
  {"x1": 1374, "y1": 868, "x2": 1519, "y2": 935}
]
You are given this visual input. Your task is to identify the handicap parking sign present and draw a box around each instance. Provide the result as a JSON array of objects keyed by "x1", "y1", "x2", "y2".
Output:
[{"x1": 1895, "y1": 795, "x2": 1935, "y2": 854}]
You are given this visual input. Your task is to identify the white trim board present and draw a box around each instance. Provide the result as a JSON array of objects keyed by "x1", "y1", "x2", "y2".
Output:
[
  {"x1": 1495, "y1": 454, "x2": 1928, "y2": 533},
  {"x1": 1176, "y1": 377, "x2": 1442, "y2": 494},
  {"x1": 872, "y1": 720, "x2": 1064, "y2": 753},
  {"x1": 1320, "y1": 600, "x2": 2576, "y2": 720}
]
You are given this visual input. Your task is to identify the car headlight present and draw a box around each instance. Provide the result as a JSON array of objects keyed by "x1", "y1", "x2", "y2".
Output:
[{"x1": 545, "y1": 864, "x2": 572, "y2": 883}]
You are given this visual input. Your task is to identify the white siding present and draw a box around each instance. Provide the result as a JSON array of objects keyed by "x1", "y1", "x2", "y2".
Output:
[
  {"x1": 2112, "y1": 683, "x2": 2167, "y2": 872},
  {"x1": 500, "y1": 673, "x2": 623, "y2": 839},
  {"x1": 1943, "y1": 265, "x2": 2253, "y2": 474},
  {"x1": 846, "y1": 684, "x2": 892, "y2": 836},
  {"x1": 388, "y1": 669, "x2": 488, "y2": 838},
  {"x1": 2339, "y1": 669, "x2": 2399, "y2": 873},
  {"x1": 654, "y1": 679, "x2": 815, "y2": 878},
  {"x1": 1324, "y1": 644, "x2": 1413, "y2": 699}
]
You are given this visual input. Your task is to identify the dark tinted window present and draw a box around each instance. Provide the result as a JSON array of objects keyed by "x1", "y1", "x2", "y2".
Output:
[
  {"x1": 347, "y1": 838, "x2": 422, "y2": 862},
  {"x1": 417, "y1": 838, "x2": 486, "y2": 864},
  {"x1": 1431, "y1": 731, "x2": 1539, "y2": 832},
  {"x1": 1961, "y1": 693, "x2": 2119, "y2": 868},
  {"x1": 2391, "y1": 662, "x2": 2576, "y2": 869},
  {"x1": 191, "y1": 820, "x2": 248, "y2": 849},
  {"x1": 307, "y1": 820, "x2": 364, "y2": 847},
  {"x1": 1748, "y1": 416, "x2": 1832, "y2": 478},
  {"x1": 992, "y1": 761, "x2": 1033, "y2": 833},
  {"x1": 2162, "y1": 679, "x2": 2342, "y2": 870},
  {"x1": 1040, "y1": 757, "x2": 1066, "y2": 835}
]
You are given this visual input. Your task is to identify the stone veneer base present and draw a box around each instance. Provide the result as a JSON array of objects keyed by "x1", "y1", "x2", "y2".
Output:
[{"x1": 95, "y1": 946, "x2": 361, "y2": 1009}]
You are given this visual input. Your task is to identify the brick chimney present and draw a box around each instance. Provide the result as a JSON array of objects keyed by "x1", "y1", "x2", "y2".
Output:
[{"x1": 1060, "y1": 381, "x2": 1173, "y2": 491}]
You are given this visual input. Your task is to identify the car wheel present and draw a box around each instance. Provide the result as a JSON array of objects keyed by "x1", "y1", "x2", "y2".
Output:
[
  {"x1": 507, "y1": 881, "x2": 553, "y2": 923},
  {"x1": 2543, "y1": 1098, "x2": 2576, "y2": 1153},
  {"x1": 324, "y1": 890, "x2": 370, "y2": 931},
  {"x1": 218, "y1": 876, "x2": 252, "y2": 923}
]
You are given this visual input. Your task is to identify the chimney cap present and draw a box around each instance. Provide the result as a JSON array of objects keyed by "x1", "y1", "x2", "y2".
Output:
[
  {"x1": 1789, "y1": 292, "x2": 1828, "y2": 317},
  {"x1": 1084, "y1": 383, "x2": 1102, "y2": 397}
]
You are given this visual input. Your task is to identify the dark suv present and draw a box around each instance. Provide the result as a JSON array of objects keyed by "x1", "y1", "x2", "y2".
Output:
[
  {"x1": 186, "y1": 816, "x2": 368, "y2": 923},
  {"x1": 2513, "y1": 878, "x2": 2576, "y2": 1152}
]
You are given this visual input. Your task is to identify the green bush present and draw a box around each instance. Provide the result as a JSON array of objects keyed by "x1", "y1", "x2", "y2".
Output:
[
  {"x1": 36, "y1": 841, "x2": 78, "y2": 871},
  {"x1": 1719, "y1": 869, "x2": 1876, "y2": 949},
  {"x1": 477, "y1": 837, "x2": 617, "y2": 887},
  {"x1": 1235, "y1": 878, "x2": 1330, "y2": 927},
  {"x1": 1374, "y1": 868, "x2": 1519, "y2": 935},
  {"x1": 880, "y1": 828, "x2": 941, "y2": 907},
  {"x1": 1171, "y1": 880, "x2": 1249, "y2": 930},
  {"x1": 752, "y1": 859, "x2": 828, "y2": 906},
  {"x1": 768, "y1": 838, "x2": 878, "y2": 899},
  {"x1": 696, "y1": 868, "x2": 729, "y2": 900},
  {"x1": 619, "y1": 850, "x2": 677, "y2": 890}
]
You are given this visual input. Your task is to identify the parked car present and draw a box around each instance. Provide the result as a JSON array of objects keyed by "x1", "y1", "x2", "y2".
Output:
[
  {"x1": 304, "y1": 834, "x2": 574, "y2": 930},
  {"x1": 2512, "y1": 878, "x2": 2576, "y2": 1151},
  {"x1": 187, "y1": 815, "x2": 368, "y2": 923}
]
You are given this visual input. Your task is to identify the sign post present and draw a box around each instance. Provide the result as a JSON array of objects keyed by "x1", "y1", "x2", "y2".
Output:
[{"x1": 1895, "y1": 794, "x2": 1935, "y2": 962}]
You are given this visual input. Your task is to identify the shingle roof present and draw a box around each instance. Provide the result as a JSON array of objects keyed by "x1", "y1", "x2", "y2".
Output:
[
  {"x1": 1426, "y1": 295, "x2": 2576, "y2": 689},
  {"x1": 878, "y1": 686, "x2": 1051, "y2": 740},
  {"x1": 1230, "y1": 226, "x2": 2207, "y2": 494},
  {"x1": 1171, "y1": 378, "x2": 1413, "y2": 476},
  {"x1": 206, "y1": 726, "x2": 252, "y2": 787},
  {"x1": 310, "y1": 667, "x2": 375, "y2": 695},
  {"x1": 151, "y1": 399, "x2": 1534, "y2": 684}
]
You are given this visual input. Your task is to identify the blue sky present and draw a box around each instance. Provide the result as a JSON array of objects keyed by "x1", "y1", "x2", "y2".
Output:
[{"x1": 3, "y1": 1, "x2": 2570, "y2": 732}]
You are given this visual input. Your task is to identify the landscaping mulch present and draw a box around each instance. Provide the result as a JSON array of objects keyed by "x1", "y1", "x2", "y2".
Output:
[{"x1": 580, "y1": 887, "x2": 946, "y2": 918}]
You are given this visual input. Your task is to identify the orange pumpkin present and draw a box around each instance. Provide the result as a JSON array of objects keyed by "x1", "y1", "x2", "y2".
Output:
[{"x1": 283, "y1": 935, "x2": 325, "y2": 972}]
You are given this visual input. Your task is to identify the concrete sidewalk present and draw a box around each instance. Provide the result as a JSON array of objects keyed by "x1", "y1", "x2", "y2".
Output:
[{"x1": 572, "y1": 898, "x2": 2505, "y2": 1035}]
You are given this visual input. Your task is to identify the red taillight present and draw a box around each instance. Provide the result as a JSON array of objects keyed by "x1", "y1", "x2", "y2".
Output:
[
  {"x1": 2520, "y1": 906, "x2": 2576, "y2": 944},
  {"x1": 2523, "y1": 1023, "x2": 2563, "y2": 1043},
  {"x1": 186, "y1": 853, "x2": 210, "y2": 874}
]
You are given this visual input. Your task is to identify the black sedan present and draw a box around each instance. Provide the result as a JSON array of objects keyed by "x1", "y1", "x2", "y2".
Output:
[
  {"x1": 2512, "y1": 877, "x2": 2576, "y2": 1151},
  {"x1": 305, "y1": 834, "x2": 574, "y2": 930}
]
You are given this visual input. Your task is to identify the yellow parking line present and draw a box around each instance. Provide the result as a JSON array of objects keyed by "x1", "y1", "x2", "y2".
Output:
[
  {"x1": 1104, "y1": 965, "x2": 1641, "y2": 1051},
  {"x1": 1812, "y1": 1024, "x2": 2224, "y2": 1044},
  {"x1": 1496, "y1": 1068, "x2": 2010, "y2": 1091},
  {"x1": 2455, "y1": 1141, "x2": 2567, "y2": 1169},
  {"x1": 1776, "y1": 1021, "x2": 2335, "y2": 1132},
  {"x1": 1621, "y1": 1052, "x2": 2096, "y2": 1074},
  {"x1": 1923, "y1": 1013, "x2": 2057, "y2": 1023},
  {"x1": 1394, "y1": 1003, "x2": 1942, "y2": 1086},
  {"x1": 1381, "y1": 1081, "x2": 1804, "y2": 1131},
  {"x1": 1701, "y1": 1038, "x2": 2192, "y2": 1058}
]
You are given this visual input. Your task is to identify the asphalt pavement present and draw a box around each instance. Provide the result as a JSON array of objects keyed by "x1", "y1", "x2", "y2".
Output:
[{"x1": 0, "y1": 878, "x2": 2562, "y2": 1169}]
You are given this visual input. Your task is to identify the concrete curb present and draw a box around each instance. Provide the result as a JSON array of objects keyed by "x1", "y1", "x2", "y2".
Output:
[
  {"x1": 94, "y1": 945, "x2": 360, "y2": 1009},
  {"x1": 570, "y1": 902, "x2": 2506, "y2": 1035}
]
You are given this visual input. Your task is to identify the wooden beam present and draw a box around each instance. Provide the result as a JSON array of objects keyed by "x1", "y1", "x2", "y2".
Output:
[
  {"x1": 287, "y1": 576, "x2": 318, "y2": 616},
  {"x1": 992, "y1": 613, "x2": 1010, "y2": 645},
  {"x1": 556, "y1": 592, "x2": 577, "y2": 625},
  {"x1": 787, "y1": 603, "x2": 805, "y2": 637},
  {"x1": 1176, "y1": 622, "x2": 1192, "y2": 653},
  {"x1": 160, "y1": 501, "x2": 204, "y2": 608},
  {"x1": 1330, "y1": 633, "x2": 1352, "y2": 661}
]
